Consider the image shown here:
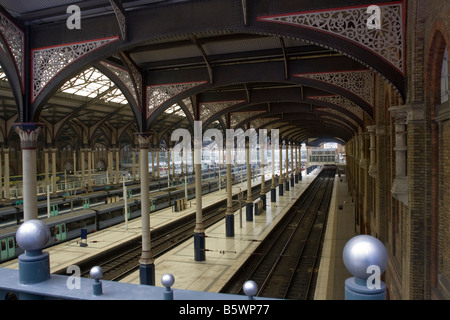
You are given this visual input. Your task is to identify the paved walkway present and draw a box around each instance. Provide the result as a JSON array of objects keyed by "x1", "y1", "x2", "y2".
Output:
[{"x1": 314, "y1": 174, "x2": 357, "y2": 300}]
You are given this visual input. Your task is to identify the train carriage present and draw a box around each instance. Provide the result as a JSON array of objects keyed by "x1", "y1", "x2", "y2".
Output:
[
  {"x1": 0, "y1": 209, "x2": 98, "y2": 262},
  {"x1": 46, "y1": 210, "x2": 98, "y2": 244},
  {"x1": 0, "y1": 170, "x2": 252, "y2": 263},
  {"x1": 94, "y1": 199, "x2": 141, "y2": 229},
  {"x1": 0, "y1": 227, "x2": 18, "y2": 262},
  {"x1": 0, "y1": 207, "x2": 20, "y2": 229}
]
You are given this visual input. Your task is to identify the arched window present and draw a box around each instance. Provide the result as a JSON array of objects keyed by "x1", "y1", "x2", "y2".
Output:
[{"x1": 441, "y1": 48, "x2": 449, "y2": 104}]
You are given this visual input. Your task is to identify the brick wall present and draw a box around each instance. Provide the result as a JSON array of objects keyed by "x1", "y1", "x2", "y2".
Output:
[{"x1": 346, "y1": 0, "x2": 450, "y2": 300}]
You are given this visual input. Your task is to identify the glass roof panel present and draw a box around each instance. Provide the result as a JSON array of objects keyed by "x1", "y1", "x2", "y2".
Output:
[
  {"x1": 165, "y1": 104, "x2": 185, "y2": 116},
  {"x1": 60, "y1": 67, "x2": 128, "y2": 105}
]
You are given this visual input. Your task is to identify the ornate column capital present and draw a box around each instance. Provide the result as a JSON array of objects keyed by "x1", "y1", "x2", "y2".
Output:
[
  {"x1": 366, "y1": 125, "x2": 377, "y2": 133},
  {"x1": 13, "y1": 123, "x2": 44, "y2": 150},
  {"x1": 389, "y1": 105, "x2": 407, "y2": 120},
  {"x1": 135, "y1": 132, "x2": 152, "y2": 149}
]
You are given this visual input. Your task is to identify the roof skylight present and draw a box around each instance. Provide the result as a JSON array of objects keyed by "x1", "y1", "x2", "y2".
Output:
[{"x1": 60, "y1": 67, "x2": 128, "y2": 105}]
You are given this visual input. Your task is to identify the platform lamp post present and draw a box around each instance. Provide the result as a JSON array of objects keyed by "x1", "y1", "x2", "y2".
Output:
[
  {"x1": 343, "y1": 235, "x2": 388, "y2": 300},
  {"x1": 135, "y1": 132, "x2": 155, "y2": 285}
]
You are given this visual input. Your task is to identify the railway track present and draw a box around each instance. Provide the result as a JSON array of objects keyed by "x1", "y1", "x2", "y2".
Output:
[
  {"x1": 219, "y1": 169, "x2": 335, "y2": 299},
  {"x1": 56, "y1": 180, "x2": 272, "y2": 281}
]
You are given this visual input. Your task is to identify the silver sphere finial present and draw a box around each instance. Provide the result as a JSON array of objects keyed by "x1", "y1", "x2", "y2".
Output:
[
  {"x1": 343, "y1": 235, "x2": 388, "y2": 279},
  {"x1": 161, "y1": 273, "x2": 175, "y2": 288},
  {"x1": 243, "y1": 280, "x2": 258, "y2": 297},
  {"x1": 90, "y1": 266, "x2": 103, "y2": 280},
  {"x1": 16, "y1": 219, "x2": 50, "y2": 251}
]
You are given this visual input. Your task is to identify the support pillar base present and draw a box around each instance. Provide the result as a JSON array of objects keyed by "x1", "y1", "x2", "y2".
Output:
[
  {"x1": 271, "y1": 188, "x2": 276, "y2": 202},
  {"x1": 285, "y1": 181, "x2": 290, "y2": 191},
  {"x1": 279, "y1": 183, "x2": 284, "y2": 196},
  {"x1": 194, "y1": 232, "x2": 206, "y2": 261},
  {"x1": 139, "y1": 263, "x2": 155, "y2": 286},
  {"x1": 246, "y1": 203, "x2": 253, "y2": 221},
  {"x1": 225, "y1": 214, "x2": 235, "y2": 237}
]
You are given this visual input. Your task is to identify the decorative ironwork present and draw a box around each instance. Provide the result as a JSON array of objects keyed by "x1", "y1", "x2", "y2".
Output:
[
  {"x1": 266, "y1": 121, "x2": 289, "y2": 131},
  {"x1": 200, "y1": 100, "x2": 246, "y2": 123},
  {"x1": 182, "y1": 97, "x2": 195, "y2": 119},
  {"x1": 0, "y1": 11, "x2": 25, "y2": 90},
  {"x1": 279, "y1": 125, "x2": 298, "y2": 135},
  {"x1": 13, "y1": 123, "x2": 44, "y2": 150},
  {"x1": 316, "y1": 107, "x2": 359, "y2": 128},
  {"x1": 296, "y1": 70, "x2": 374, "y2": 106},
  {"x1": 230, "y1": 111, "x2": 265, "y2": 129},
  {"x1": 135, "y1": 132, "x2": 152, "y2": 149},
  {"x1": 99, "y1": 61, "x2": 138, "y2": 107},
  {"x1": 109, "y1": 0, "x2": 127, "y2": 40},
  {"x1": 32, "y1": 36, "x2": 120, "y2": 102},
  {"x1": 258, "y1": 2, "x2": 404, "y2": 73},
  {"x1": 321, "y1": 116, "x2": 353, "y2": 131},
  {"x1": 146, "y1": 81, "x2": 207, "y2": 118},
  {"x1": 308, "y1": 95, "x2": 365, "y2": 119},
  {"x1": 120, "y1": 52, "x2": 143, "y2": 110},
  {"x1": 252, "y1": 117, "x2": 280, "y2": 129}
]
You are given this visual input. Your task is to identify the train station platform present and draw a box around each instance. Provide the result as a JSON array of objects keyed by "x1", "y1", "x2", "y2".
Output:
[
  {"x1": 120, "y1": 170, "x2": 321, "y2": 293},
  {"x1": 314, "y1": 174, "x2": 357, "y2": 300},
  {"x1": 0, "y1": 168, "x2": 357, "y2": 300},
  {"x1": 0, "y1": 172, "x2": 279, "y2": 274}
]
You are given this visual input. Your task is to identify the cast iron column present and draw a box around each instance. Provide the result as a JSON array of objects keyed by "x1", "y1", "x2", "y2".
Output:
[
  {"x1": 14, "y1": 123, "x2": 43, "y2": 221},
  {"x1": 135, "y1": 133, "x2": 155, "y2": 285},
  {"x1": 285, "y1": 141, "x2": 290, "y2": 191},
  {"x1": 194, "y1": 154, "x2": 205, "y2": 261},
  {"x1": 225, "y1": 136, "x2": 234, "y2": 237},
  {"x1": 259, "y1": 129, "x2": 267, "y2": 210},
  {"x1": 290, "y1": 142, "x2": 294, "y2": 187},
  {"x1": 246, "y1": 139, "x2": 253, "y2": 221},
  {"x1": 270, "y1": 133, "x2": 277, "y2": 202},
  {"x1": 279, "y1": 141, "x2": 284, "y2": 196}
]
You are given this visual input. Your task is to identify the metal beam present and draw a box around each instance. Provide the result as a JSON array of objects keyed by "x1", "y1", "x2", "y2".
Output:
[
  {"x1": 241, "y1": 0, "x2": 248, "y2": 26},
  {"x1": 109, "y1": 0, "x2": 127, "y2": 41},
  {"x1": 280, "y1": 37, "x2": 289, "y2": 80},
  {"x1": 189, "y1": 35, "x2": 214, "y2": 85}
]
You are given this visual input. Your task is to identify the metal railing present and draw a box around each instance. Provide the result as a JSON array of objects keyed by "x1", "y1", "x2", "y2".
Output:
[{"x1": 0, "y1": 220, "x2": 270, "y2": 301}]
